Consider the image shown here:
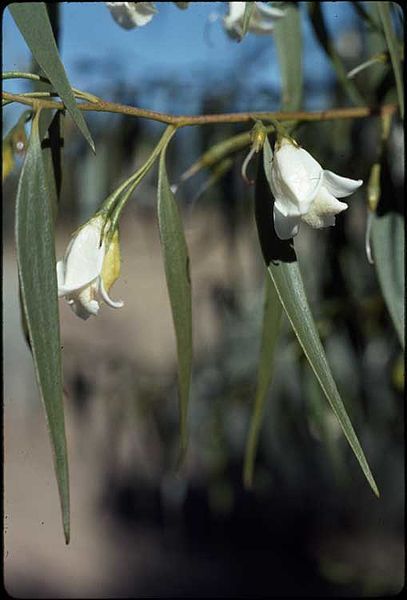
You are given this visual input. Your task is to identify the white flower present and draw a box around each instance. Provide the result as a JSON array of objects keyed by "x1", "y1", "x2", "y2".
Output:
[
  {"x1": 57, "y1": 216, "x2": 124, "y2": 320},
  {"x1": 269, "y1": 138, "x2": 363, "y2": 240},
  {"x1": 106, "y1": 2, "x2": 157, "y2": 29},
  {"x1": 224, "y1": 1, "x2": 285, "y2": 39}
]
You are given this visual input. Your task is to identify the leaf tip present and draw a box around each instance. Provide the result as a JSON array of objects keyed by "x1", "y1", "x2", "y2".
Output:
[
  {"x1": 64, "y1": 522, "x2": 70, "y2": 545},
  {"x1": 366, "y1": 467, "x2": 380, "y2": 498}
]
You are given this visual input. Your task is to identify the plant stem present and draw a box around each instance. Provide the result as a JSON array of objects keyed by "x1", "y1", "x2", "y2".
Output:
[
  {"x1": 2, "y1": 72, "x2": 101, "y2": 103},
  {"x1": 2, "y1": 90, "x2": 397, "y2": 127}
]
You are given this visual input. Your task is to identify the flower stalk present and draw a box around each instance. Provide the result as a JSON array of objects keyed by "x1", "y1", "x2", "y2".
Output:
[
  {"x1": 101, "y1": 125, "x2": 177, "y2": 237},
  {"x1": 242, "y1": 120, "x2": 268, "y2": 184}
]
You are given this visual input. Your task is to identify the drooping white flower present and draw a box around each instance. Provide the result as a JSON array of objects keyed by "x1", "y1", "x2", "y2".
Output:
[
  {"x1": 268, "y1": 138, "x2": 363, "y2": 240},
  {"x1": 106, "y1": 2, "x2": 157, "y2": 29},
  {"x1": 57, "y1": 215, "x2": 124, "y2": 320},
  {"x1": 224, "y1": 1, "x2": 285, "y2": 39}
]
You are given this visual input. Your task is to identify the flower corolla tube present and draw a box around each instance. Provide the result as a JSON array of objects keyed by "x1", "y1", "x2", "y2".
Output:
[
  {"x1": 268, "y1": 138, "x2": 363, "y2": 240},
  {"x1": 106, "y1": 2, "x2": 157, "y2": 29},
  {"x1": 56, "y1": 215, "x2": 124, "y2": 320},
  {"x1": 224, "y1": 1, "x2": 285, "y2": 39}
]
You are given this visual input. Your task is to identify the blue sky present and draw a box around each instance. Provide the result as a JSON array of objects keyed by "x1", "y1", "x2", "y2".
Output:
[{"x1": 3, "y1": 2, "x2": 360, "y2": 121}]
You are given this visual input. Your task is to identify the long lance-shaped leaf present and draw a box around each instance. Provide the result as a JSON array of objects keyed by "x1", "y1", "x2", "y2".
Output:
[
  {"x1": 242, "y1": 1, "x2": 303, "y2": 484},
  {"x1": 39, "y1": 110, "x2": 64, "y2": 221},
  {"x1": 372, "y1": 212, "x2": 405, "y2": 348},
  {"x1": 9, "y1": 3, "x2": 95, "y2": 152},
  {"x1": 255, "y1": 152, "x2": 379, "y2": 497},
  {"x1": 308, "y1": 2, "x2": 365, "y2": 106},
  {"x1": 243, "y1": 137, "x2": 283, "y2": 487},
  {"x1": 377, "y1": 2, "x2": 404, "y2": 119},
  {"x1": 243, "y1": 275, "x2": 282, "y2": 487},
  {"x1": 19, "y1": 110, "x2": 64, "y2": 347},
  {"x1": 157, "y1": 146, "x2": 192, "y2": 462},
  {"x1": 273, "y1": 2, "x2": 303, "y2": 111},
  {"x1": 15, "y1": 110, "x2": 70, "y2": 542},
  {"x1": 268, "y1": 262, "x2": 379, "y2": 497}
]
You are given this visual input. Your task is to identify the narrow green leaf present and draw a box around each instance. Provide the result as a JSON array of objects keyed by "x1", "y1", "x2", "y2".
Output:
[
  {"x1": 15, "y1": 111, "x2": 70, "y2": 542},
  {"x1": 255, "y1": 154, "x2": 379, "y2": 497},
  {"x1": 268, "y1": 262, "x2": 379, "y2": 497},
  {"x1": 308, "y1": 2, "x2": 365, "y2": 105},
  {"x1": 303, "y1": 363, "x2": 348, "y2": 485},
  {"x1": 243, "y1": 275, "x2": 282, "y2": 487},
  {"x1": 242, "y1": 136, "x2": 282, "y2": 488},
  {"x1": 273, "y1": 2, "x2": 303, "y2": 111},
  {"x1": 158, "y1": 148, "x2": 193, "y2": 461},
  {"x1": 372, "y1": 212, "x2": 405, "y2": 348},
  {"x1": 19, "y1": 110, "x2": 64, "y2": 348},
  {"x1": 377, "y1": 2, "x2": 404, "y2": 119},
  {"x1": 241, "y1": 2, "x2": 255, "y2": 40},
  {"x1": 39, "y1": 110, "x2": 64, "y2": 221},
  {"x1": 9, "y1": 3, "x2": 95, "y2": 152}
]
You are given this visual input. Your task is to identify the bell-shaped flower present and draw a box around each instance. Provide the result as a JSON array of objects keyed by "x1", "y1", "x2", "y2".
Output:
[
  {"x1": 56, "y1": 215, "x2": 124, "y2": 320},
  {"x1": 224, "y1": 2, "x2": 285, "y2": 39},
  {"x1": 106, "y1": 2, "x2": 157, "y2": 29},
  {"x1": 269, "y1": 138, "x2": 363, "y2": 240}
]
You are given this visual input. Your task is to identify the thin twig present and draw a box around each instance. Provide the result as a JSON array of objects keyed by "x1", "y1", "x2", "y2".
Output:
[{"x1": 1, "y1": 91, "x2": 398, "y2": 127}]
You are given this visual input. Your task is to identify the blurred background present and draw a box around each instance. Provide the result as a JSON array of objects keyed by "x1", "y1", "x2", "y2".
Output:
[{"x1": 3, "y1": 2, "x2": 404, "y2": 597}]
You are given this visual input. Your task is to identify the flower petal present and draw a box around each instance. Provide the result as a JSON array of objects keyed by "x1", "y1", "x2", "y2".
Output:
[
  {"x1": 323, "y1": 170, "x2": 363, "y2": 198},
  {"x1": 224, "y1": 2, "x2": 246, "y2": 37},
  {"x1": 67, "y1": 286, "x2": 100, "y2": 320},
  {"x1": 56, "y1": 260, "x2": 65, "y2": 292},
  {"x1": 106, "y1": 2, "x2": 157, "y2": 30},
  {"x1": 226, "y1": 1, "x2": 245, "y2": 22},
  {"x1": 274, "y1": 198, "x2": 302, "y2": 218},
  {"x1": 301, "y1": 186, "x2": 348, "y2": 229},
  {"x1": 249, "y1": 2, "x2": 285, "y2": 33},
  {"x1": 271, "y1": 141, "x2": 323, "y2": 215},
  {"x1": 100, "y1": 279, "x2": 124, "y2": 309},
  {"x1": 255, "y1": 3, "x2": 285, "y2": 20},
  {"x1": 247, "y1": 20, "x2": 275, "y2": 35},
  {"x1": 58, "y1": 277, "x2": 99, "y2": 297},
  {"x1": 69, "y1": 298, "x2": 99, "y2": 320},
  {"x1": 273, "y1": 204, "x2": 300, "y2": 240},
  {"x1": 63, "y1": 221, "x2": 105, "y2": 291},
  {"x1": 224, "y1": 1, "x2": 284, "y2": 37}
]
